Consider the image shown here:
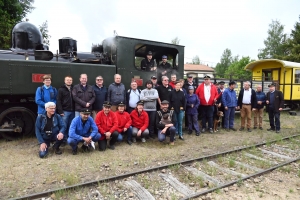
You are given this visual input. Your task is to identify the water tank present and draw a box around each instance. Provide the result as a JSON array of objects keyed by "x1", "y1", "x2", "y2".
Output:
[
  {"x1": 59, "y1": 37, "x2": 77, "y2": 54},
  {"x1": 11, "y1": 22, "x2": 43, "y2": 52}
]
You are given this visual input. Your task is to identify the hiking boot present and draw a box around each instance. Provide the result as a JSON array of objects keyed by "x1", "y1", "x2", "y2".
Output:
[
  {"x1": 132, "y1": 138, "x2": 137, "y2": 143},
  {"x1": 267, "y1": 128, "x2": 275, "y2": 131},
  {"x1": 72, "y1": 148, "x2": 78, "y2": 155},
  {"x1": 141, "y1": 138, "x2": 146, "y2": 143},
  {"x1": 108, "y1": 145, "x2": 115, "y2": 150},
  {"x1": 248, "y1": 128, "x2": 252, "y2": 132},
  {"x1": 196, "y1": 132, "x2": 200, "y2": 136},
  {"x1": 55, "y1": 148, "x2": 62, "y2": 155},
  {"x1": 239, "y1": 127, "x2": 244, "y2": 131},
  {"x1": 127, "y1": 140, "x2": 132, "y2": 145}
]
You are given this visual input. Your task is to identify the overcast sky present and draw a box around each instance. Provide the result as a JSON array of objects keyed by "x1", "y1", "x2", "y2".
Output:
[{"x1": 26, "y1": 0, "x2": 300, "y2": 66}]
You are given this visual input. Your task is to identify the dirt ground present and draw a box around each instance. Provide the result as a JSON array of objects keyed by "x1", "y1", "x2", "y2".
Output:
[{"x1": 0, "y1": 111, "x2": 299, "y2": 199}]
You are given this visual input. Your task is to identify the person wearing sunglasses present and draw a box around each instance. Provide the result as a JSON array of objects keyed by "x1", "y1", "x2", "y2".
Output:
[{"x1": 92, "y1": 76, "x2": 107, "y2": 118}]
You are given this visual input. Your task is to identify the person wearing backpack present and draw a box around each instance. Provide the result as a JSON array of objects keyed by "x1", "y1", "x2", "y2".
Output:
[
  {"x1": 35, "y1": 75, "x2": 57, "y2": 115},
  {"x1": 156, "y1": 100, "x2": 177, "y2": 145}
]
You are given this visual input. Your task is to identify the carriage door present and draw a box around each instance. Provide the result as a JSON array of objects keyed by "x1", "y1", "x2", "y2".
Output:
[{"x1": 272, "y1": 69, "x2": 280, "y2": 90}]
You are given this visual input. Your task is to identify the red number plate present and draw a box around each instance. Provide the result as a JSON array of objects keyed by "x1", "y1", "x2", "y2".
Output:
[{"x1": 32, "y1": 74, "x2": 51, "y2": 83}]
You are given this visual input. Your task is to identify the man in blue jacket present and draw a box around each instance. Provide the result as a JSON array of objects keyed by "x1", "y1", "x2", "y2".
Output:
[
  {"x1": 254, "y1": 85, "x2": 266, "y2": 130},
  {"x1": 68, "y1": 108, "x2": 101, "y2": 155},
  {"x1": 222, "y1": 81, "x2": 238, "y2": 131},
  {"x1": 92, "y1": 75, "x2": 107, "y2": 118},
  {"x1": 35, "y1": 75, "x2": 57, "y2": 115},
  {"x1": 186, "y1": 86, "x2": 200, "y2": 136},
  {"x1": 35, "y1": 102, "x2": 65, "y2": 158}
]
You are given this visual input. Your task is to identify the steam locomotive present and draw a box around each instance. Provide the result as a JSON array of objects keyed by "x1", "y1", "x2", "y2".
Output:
[{"x1": 0, "y1": 22, "x2": 184, "y2": 140}]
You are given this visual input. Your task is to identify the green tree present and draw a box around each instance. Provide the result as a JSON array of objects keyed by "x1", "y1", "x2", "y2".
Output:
[
  {"x1": 226, "y1": 56, "x2": 253, "y2": 80},
  {"x1": 258, "y1": 20, "x2": 288, "y2": 59},
  {"x1": 280, "y1": 16, "x2": 300, "y2": 62},
  {"x1": 171, "y1": 37, "x2": 180, "y2": 45},
  {"x1": 39, "y1": 20, "x2": 50, "y2": 45},
  {"x1": 192, "y1": 55, "x2": 200, "y2": 64},
  {"x1": 215, "y1": 48, "x2": 233, "y2": 78},
  {"x1": 0, "y1": 0, "x2": 34, "y2": 49}
]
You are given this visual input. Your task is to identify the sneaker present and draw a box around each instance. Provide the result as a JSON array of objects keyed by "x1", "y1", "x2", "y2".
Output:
[
  {"x1": 108, "y1": 145, "x2": 115, "y2": 150},
  {"x1": 72, "y1": 148, "x2": 78, "y2": 155},
  {"x1": 55, "y1": 148, "x2": 62, "y2": 155},
  {"x1": 209, "y1": 128, "x2": 213, "y2": 133},
  {"x1": 201, "y1": 128, "x2": 206, "y2": 133},
  {"x1": 179, "y1": 136, "x2": 184, "y2": 140},
  {"x1": 230, "y1": 128, "x2": 237, "y2": 131},
  {"x1": 141, "y1": 138, "x2": 146, "y2": 143},
  {"x1": 253, "y1": 127, "x2": 257, "y2": 129},
  {"x1": 127, "y1": 140, "x2": 132, "y2": 145},
  {"x1": 132, "y1": 138, "x2": 137, "y2": 143},
  {"x1": 267, "y1": 128, "x2": 275, "y2": 131},
  {"x1": 276, "y1": 130, "x2": 280, "y2": 133},
  {"x1": 259, "y1": 127, "x2": 263, "y2": 130},
  {"x1": 196, "y1": 132, "x2": 200, "y2": 136},
  {"x1": 248, "y1": 128, "x2": 252, "y2": 132},
  {"x1": 239, "y1": 127, "x2": 244, "y2": 131}
]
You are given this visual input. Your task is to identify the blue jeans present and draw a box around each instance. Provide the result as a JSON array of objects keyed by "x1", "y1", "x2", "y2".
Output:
[
  {"x1": 39, "y1": 133, "x2": 63, "y2": 158},
  {"x1": 158, "y1": 126, "x2": 176, "y2": 142},
  {"x1": 75, "y1": 111, "x2": 80, "y2": 117},
  {"x1": 187, "y1": 114, "x2": 200, "y2": 133},
  {"x1": 268, "y1": 109, "x2": 280, "y2": 130},
  {"x1": 117, "y1": 126, "x2": 133, "y2": 141},
  {"x1": 224, "y1": 107, "x2": 235, "y2": 129},
  {"x1": 200, "y1": 105, "x2": 214, "y2": 129},
  {"x1": 67, "y1": 133, "x2": 101, "y2": 151},
  {"x1": 61, "y1": 111, "x2": 75, "y2": 140},
  {"x1": 174, "y1": 110, "x2": 184, "y2": 136}
]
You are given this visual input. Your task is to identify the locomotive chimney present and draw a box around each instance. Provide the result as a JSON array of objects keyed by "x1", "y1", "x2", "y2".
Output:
[{"x1": 58, "y1": 37, "x2": 77, "y2": 55}]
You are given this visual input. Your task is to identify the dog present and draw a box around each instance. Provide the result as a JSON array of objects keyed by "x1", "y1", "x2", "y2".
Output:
[{"x1": 213, "y1": 111, "x2": 224, "y2": 132}]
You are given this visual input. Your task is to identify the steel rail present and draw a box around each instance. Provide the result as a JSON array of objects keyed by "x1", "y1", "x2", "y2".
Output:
[
  {"x1": 11, "y1": 134, "x2": 300, "y2": 200},
  {"x1": 181, "y1": 156, "x2": 300, "y2": 200}
]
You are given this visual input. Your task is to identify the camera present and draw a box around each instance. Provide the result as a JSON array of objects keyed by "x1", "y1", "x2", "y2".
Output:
[{"x1": 45, "y1": 131, "x2": 52, "y2": 136}]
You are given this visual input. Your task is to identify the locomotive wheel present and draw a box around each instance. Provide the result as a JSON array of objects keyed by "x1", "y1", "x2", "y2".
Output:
[{"x1": 0, "y1": 107, "x2": 36, "y2": 140}]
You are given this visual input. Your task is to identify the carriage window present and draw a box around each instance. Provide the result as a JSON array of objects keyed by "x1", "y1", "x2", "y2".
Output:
[
  {"x1": 295, "y1": 69, "x2": 300, "y2": 83},
  {"x1": 134, "y1": 44, "x2": 178, "y2": 72}
]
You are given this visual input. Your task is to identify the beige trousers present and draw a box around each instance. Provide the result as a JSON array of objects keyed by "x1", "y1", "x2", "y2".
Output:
[
  {"x1": 240, "y1": 104, "x2": 252, "y2": 128},
  {"x1": 253, "y1": 108, "x2": 264, "y2": 128}
]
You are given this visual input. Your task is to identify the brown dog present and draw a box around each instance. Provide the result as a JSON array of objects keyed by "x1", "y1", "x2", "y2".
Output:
[{"x1": 213, "y1": 111, "x2": 224, "y2": 132}]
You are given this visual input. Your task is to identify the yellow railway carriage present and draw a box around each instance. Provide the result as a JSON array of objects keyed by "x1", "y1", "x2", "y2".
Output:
[{"x1": 245, "y1": 59, "x2": 300, "y2": 109}]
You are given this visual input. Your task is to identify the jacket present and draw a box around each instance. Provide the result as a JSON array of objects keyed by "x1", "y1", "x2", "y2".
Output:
[
  {"x1": 255, "y1": 91, "x2": 266, "y2": 109},
  {"x1": 216, "y1": 88, "x2": 225, "y2": 105},
  {"x1": 126, "y1": 88, "x2": 141, "y2": 109},
  {"x1": 130, "y1": 109, "x2": 149, "y2": 132},
  {"x1": 186, "y1": 94, "x2": 200, "y2": 115},
  {"x1": 115, "y1": 111, "x2": 132, "y2": 133},
  {"x1": 95, "y1": 110, "x2": 118, "y2": 140},
  {"x1": 107, "y1": 82, "x2": 126, "y2": 105},
  {"x1": 140, "y1": 88, "x2": 159, "y2": 111},
  {"x1": 35, "y1": 113, "x2": 65, "y2": 144},
  {"x1": 237, "y1": 89, "x2": 257, "y2": 109},
  {"x1": 183, "y1": 81, "x2": 198, "y2": 92},
  {"x1": 266, "y1": 90, "x2": 284, "y2": 112},
  {"x1": 69, "y1": 116, "x2": 98, "y2": 141},
  {"x1": 72, "y1": 84, "x2": 95, "y2": 111},
  {"x1": 156, "y1": 109, "x2": 177, "y2": 130},
  {"x1": 92, "y1": 84, "x2": 108, "y2": 111},
  {"x1": 222, "y1": 88, "x2": 237, "y2": 108},
  {"x1": 35, "y1": 85, "x2": 57, "y2": 114},
  {"x1": 169, "y1": 89, "x2": 186, "y2": 112},
  {"x1": 56, "y1": 85, "x2": 74, "y2": 114},
  {"x1": 195, "y1": 83, "x2": 220, "y2": 106}
]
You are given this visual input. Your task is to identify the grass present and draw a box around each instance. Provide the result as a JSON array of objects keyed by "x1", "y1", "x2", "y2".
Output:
[{"x1": 228, "y1": 159, "x2": 235, "y2": 168}]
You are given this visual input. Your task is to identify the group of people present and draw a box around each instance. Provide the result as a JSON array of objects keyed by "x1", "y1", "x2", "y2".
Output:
[{"x1": 34, "y1": 70, "x2": 284, "y2": 159}]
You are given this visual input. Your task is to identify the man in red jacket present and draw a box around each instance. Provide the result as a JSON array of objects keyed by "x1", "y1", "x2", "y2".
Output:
[
  {"x1": 115, "y1": 102, "x2": 133, "y2": 145},
  {"x1": 95, "y1": 101, "x2": 118, "y2": 150},
  {"x1": 130, "y1": 100, "x2": 149, "y2": 143},
  {"x1": 195, "y1": 75, "x2": 220, "y2": 133}
]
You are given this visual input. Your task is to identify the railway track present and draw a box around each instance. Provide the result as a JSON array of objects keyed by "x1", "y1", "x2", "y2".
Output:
[{"x1": 12, "y1": 134, "x2": 300, "y2": 200}]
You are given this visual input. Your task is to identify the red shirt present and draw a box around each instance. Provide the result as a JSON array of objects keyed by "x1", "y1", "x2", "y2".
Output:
[
  {"x1": 115, "y1": 111, "x2": 132, "y2": 133},
  {"x1": 169, "y1": 81, "x2": 176, "y2": 89},
  {"x1": 130, "y1": 109, "x2": 149, "y2": 132},
  {"x1": 195, "y1": 82, "x2": 221, "y2": 106},
  {"x1": 95, "y1": 110, "x2": 118, "y2": 140}
]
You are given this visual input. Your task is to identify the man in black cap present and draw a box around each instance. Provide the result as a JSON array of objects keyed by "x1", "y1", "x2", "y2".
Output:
[
  {"x1": 68, "y1": 108, "x2": 101, "y2": 155},
  {"x1": 266, "y1": 83, "x2": 284, "y2": 133},
  {"x1": 140, "y1": 51, "x2": 155, "y2": 71},
  {"x1": 151, "y1": 76, "x2": 159, "y2": 88},
  {"x1": 156, "y1": 100, "x2": 177, "y2": 145},
  {"x1": 157, "y1": 55, "x2": 172, "y2": 84},
  {"x1": 183, "y1": 74, "x2": 198, "y2": 129}
]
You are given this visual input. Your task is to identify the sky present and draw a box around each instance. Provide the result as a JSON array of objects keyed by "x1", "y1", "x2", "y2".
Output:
[{"x1": 25, "y1": 0, "x2": 300, "y2": 67}]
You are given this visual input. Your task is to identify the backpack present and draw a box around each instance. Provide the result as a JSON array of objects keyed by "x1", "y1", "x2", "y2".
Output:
[
  {"x1": 157, "y1": 110, "x2": 174, "y2": 120},
  {"x1": 40, "y1": 86, "x2": 57, "y2": 102}
]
